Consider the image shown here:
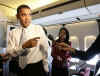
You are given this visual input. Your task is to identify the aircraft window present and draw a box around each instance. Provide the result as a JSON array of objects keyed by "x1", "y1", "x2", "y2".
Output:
[
  {"x1": 84, "y1": 35, "x2": 96, "y2": 50},
  {"x1": 70, "y1": 36, "x2": 79, "y2": 50}
]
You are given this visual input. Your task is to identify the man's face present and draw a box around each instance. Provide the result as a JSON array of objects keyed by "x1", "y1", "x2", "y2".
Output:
[{"x1": 17, "y1": 8, "x2": 32, "y2": 28}]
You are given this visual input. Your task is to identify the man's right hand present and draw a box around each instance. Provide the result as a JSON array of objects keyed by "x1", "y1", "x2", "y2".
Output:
[{"x1": 22, "y1": 37, "x2": 40, "y2": 49}]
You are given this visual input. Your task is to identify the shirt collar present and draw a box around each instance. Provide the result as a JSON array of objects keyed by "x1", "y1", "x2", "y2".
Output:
[{"x1": 19, "y1": 23, "x2": 33, "y2": 30}]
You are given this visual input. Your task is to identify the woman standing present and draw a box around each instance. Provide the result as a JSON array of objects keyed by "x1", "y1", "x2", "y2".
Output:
[{"x1": 51, "y1": 27, "x2": 74, "y2": 76}]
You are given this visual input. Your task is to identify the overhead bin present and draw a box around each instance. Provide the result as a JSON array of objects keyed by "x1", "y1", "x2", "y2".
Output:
[{"x1": 32, "y1": 0, "x2": 100, "y2": 19}]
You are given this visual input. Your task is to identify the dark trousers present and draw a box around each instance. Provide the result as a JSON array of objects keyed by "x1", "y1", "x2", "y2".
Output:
[
  {"x1": 9, "y1": 59, "x2": 23, "y2": 76},
  {"x1": 23, "y1": 60, "x2": 47, "y2": 76},
  {"x1": 0, "y1": 62, "x2": 3, "y2": 76},
  {"x1": 52, "y1": 65, "x2": 69, "y2": 76}
]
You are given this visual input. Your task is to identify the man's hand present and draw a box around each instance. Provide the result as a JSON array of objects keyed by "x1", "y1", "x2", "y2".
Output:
[
  {"x1": 0, "y1": 54, "x2": 9, "y2": 63},
  {"x1": 0, "y1": 54, "x2": 6, "y2": 57},
  {"x1": 22, "y1": 37, "x2": 40, "y2": 49}
]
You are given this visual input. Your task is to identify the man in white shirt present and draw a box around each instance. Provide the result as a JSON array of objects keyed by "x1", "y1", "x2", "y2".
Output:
[{"x1": 6, "y1": 5, "x2": 49, "y2": 76}]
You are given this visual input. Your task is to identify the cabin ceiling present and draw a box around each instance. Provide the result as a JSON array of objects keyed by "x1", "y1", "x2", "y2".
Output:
[
  {"x1": 31, "y1": 0, "x2": 100, "y2": 25},
  {"x1": 0, "y1": 0, "x2": 100, "y2": 25},
  {"x1": 0, "y1": 0, "x2": 61, "y2": 20}
]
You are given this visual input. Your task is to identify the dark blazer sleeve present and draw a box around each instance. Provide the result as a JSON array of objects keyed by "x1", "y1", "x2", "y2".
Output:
[{"x1": 71, "y1": 33, "x2": 100, "y2": 60}]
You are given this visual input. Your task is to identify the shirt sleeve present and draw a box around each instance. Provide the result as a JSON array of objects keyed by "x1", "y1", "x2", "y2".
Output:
[
  {"x1": 38, "y1": 26, "x2": 49, "y2": 72},
  {"x1": 6, "y1": 30, "x2": 25, "y2": 57}
]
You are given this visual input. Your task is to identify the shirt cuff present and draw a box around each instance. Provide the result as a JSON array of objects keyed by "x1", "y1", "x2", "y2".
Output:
[
  {"x1": 43, "y1": 59, "x2": 49, "y2": 72},
  {"x1": 43, "y1": 63, "x2": 49, "y2": 73}
]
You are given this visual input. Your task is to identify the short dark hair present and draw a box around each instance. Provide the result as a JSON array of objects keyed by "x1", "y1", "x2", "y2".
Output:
[{"x1": 17, "y1": 5, "x2": 30, "y2": 14}]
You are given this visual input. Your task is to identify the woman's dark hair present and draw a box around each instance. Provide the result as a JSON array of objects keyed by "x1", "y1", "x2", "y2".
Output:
[
  {"x1": 57, "y1": 27, "x2": 70, "y2": 44},
  {"x1": 48, "y1": 34, "x2": 54, "y2": 41}
]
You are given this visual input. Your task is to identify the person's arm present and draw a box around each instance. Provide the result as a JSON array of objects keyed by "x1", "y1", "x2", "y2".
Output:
[
  {"x1": 55, "y1": 42, "x2": 88, "y2": 60},
  {"x1": 61, "y1": 46, "x2": 98, "y2": 60},
  {"x1": 55, "y1": 42, "x2": 75, "y2": 53},
  {"x1": 38, "y1": 26, "x2": 49, "y2": 73},
  {"x1": 72, "y1": 33, "x2": 100, "y2": 60},
  {"x1": 71, "y1": 50, "x2": 88, "y2": 60},
  {"x1": 22, "y1": 37, "x2": 40, "y2": 49},
  {"x1": 0, "y1": 54, "x2": 9, "y2": 63},
  {"x1": 71, "y1": 48, "x2": 99, "y2": 60},
  {"x1": 6, "y1": 30, "x2": 25, "y2": 57}
]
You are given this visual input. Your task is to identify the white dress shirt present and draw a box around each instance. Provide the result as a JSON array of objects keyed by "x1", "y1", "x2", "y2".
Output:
[{"x1": 6, "y1": 24, "x2": 49, "y2": 72}]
